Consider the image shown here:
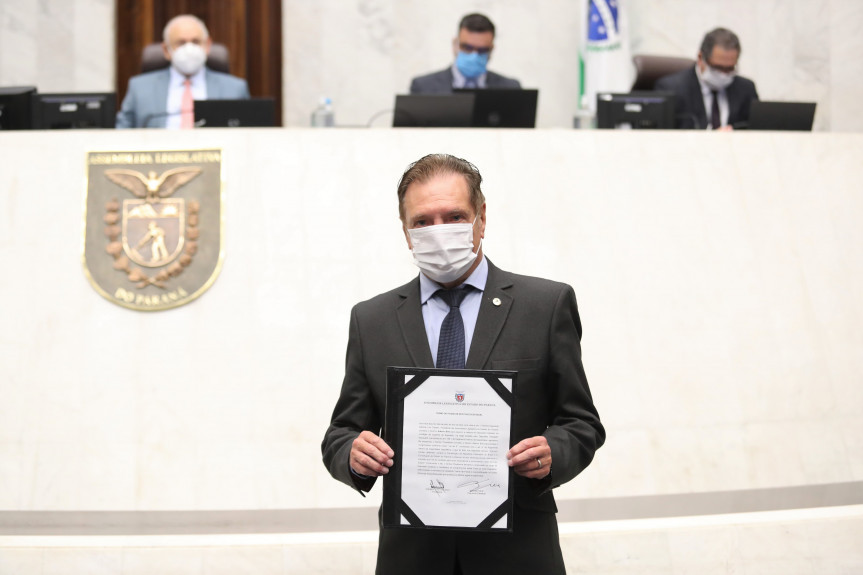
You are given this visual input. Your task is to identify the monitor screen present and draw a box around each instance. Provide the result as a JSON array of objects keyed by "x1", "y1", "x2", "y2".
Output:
[
  {"x1": 30, "y1": 92, "x2": 116, "y2": 129},
  {"x1": 455, "y1": 88, "x2": 538, "y2": 128},
  {"x1": 746, "y1": 101, "x2": 816, "y2": 131},
  {"x1": 193, "y1": 98, "x2": 276, "y2": 128},
  {"x1": 0, "y1": 86, "x2": 37, "y2": 130},
  {"x1": 392, "y1": 94, "x2": 476, "y2": 128},
  {"x1": 597, "y1": 91, "x2": 675, "y2": 130}
]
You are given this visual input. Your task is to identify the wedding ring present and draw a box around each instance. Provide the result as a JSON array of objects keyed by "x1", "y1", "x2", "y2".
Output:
[{"x1": 536, "y1": 458, "x2": 542, "y2": 469}]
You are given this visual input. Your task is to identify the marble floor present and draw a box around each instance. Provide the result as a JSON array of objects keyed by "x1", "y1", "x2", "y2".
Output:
[{"x1": 1, "y1": 505, "x2": 860, "y2": 574}]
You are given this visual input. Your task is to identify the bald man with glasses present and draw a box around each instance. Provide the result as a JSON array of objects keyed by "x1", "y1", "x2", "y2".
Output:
[{"x1": 410, "y1": 13, "x2": 521, "y2": 94}]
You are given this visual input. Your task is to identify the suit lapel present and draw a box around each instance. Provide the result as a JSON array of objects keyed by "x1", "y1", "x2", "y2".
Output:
[
  {"x1": 686, "y1": 68, "x2": 708, "y2": 129},
  {"x1": 395, "y1": 277, "x2": 435, "y2": 367},
  {"x1": 725, "y1": 79, "x2": 744, "y2": 124},
  {"x1": 396, "y1": 260, "x2": 515, "y2": 370},
  {"x1": 153, "y1": 69, "x2": 171, "y2": 127},
  {"x1": 443, "y1": 68, "x2": 455, "y2": 92},
  {"x1": 466, "y1": 260, "x2": 513, "y2": 369},
  {"x1": 205, "y1": 69, "x2": 219, "y2": 98}
]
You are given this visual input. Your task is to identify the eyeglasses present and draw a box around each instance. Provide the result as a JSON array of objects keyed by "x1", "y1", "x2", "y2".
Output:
[
  {"x1": 168, "y1": 38, "x2": 205, "y2": 50},
  {"x1": 459, "y1": 42, "x2": 492, "y2": 55},
  {"x1": 706, "y1": 60, "x2": 736, "y2": 74}
]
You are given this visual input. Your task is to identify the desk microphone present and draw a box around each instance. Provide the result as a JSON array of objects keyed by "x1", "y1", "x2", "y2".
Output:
[
  {"x1": 675, "y1": 112, "x2": 702, "y2": 130},
  {"x1": 142, "y1": 111, "x2": 181, "y2": 128}
]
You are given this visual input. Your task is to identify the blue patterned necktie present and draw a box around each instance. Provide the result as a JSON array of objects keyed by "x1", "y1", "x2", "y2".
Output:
[
  {"x1": 435, "y1": 287, "x2": 471, "y2": 369},
  {"x1": 464, "y1": 78, "x2": 478, "y2": 89}
]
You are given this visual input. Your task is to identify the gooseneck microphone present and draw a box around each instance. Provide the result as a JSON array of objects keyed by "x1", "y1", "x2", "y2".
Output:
[{"x1": 142, "y1": 111, "x2": 182, "y2": 128}]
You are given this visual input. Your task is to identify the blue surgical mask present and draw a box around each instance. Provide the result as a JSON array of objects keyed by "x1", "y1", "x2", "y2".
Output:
[{"x1": 456, "y1": 51, "x2": 489, "y2": 79}]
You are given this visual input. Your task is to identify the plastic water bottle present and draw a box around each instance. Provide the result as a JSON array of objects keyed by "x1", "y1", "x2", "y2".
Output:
[{"x1": 311, "y1": 97, "x2": 335, "y2": 127}]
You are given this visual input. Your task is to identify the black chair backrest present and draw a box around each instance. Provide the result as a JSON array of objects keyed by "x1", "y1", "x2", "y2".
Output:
[
  {"x1": 631, "y1": 54, "x2": 695, "y2": 90},
  {"x1": 140, "y1": 42, "x2": 230, "y2": 74}
]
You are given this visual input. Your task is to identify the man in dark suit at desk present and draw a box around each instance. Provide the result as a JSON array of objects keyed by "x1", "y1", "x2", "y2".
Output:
[
  {"x1": 116, "y1": 14, "x2": 249, "y2": 129},
  {"x1": 655, "y1": 27, "x2": 758, "y2": 130},
  {"x1": 410, "y1": 13, "x2": 521, "y2": 94},
  {"x1": 322, "y1": 154, "x2": 604, "y2": 575}
]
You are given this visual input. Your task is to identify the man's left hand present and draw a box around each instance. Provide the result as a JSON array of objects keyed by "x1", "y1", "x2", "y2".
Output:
[{"x1": 507, "y1": 436, "x2": 551, "y2": 479}]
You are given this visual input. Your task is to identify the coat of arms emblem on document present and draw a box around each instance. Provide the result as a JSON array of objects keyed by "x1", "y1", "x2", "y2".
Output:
[{"x1": 83, "y1": 149, "x2": 223, "y2": 311}]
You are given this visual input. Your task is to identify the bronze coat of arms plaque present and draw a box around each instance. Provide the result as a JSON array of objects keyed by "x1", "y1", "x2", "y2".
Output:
[{"x1": 83, "y1": 149, "x2": 224, "y2": 311}]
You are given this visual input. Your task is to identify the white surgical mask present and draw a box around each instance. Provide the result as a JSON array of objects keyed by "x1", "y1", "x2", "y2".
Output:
[
  {"x1": 701, "y1": 65, "x2": 735, "y2": 91},
  {"x1": 170, "y1": 42, "x2": 207, "y2": 76},
  {"x1": 407, "y1": 217, "x2": 481, "y2": 284}
]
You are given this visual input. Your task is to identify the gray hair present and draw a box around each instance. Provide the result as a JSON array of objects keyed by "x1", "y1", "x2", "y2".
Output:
[
  {"x1": 163, "y1": 14, "x2": 210, "y2": 44},
  {"x1": 700, "y1": 27, "x2": 741, "y2": 60}
]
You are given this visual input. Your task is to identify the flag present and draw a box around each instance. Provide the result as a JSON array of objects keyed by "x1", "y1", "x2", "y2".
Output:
[{"x1": 579, "y1": 0, "x2": 633, "y2": 114}]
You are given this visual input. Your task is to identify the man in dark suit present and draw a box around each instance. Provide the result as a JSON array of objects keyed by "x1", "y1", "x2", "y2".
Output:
[
  {"x1": 116, "y1": 14, "x2": 249, "y2": 128},
  {"x1": 655, "y1": 27, "x2": 758, "y2": 130},
  {"x1": 322, "y1": 154, "x2": 605, "y2": 575},
  {"x1": 410, "y1": 14, "x2": 521, "y2": 94}
]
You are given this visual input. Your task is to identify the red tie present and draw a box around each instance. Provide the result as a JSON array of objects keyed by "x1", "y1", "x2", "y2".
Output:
[{"x1": 181, "y1": 79, "x2": 194, "y2": 129}]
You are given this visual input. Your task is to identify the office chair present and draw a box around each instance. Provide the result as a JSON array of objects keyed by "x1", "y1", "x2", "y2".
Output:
[
  {"x1": 631, "y1": 54, "x2": 695, "y2": 90},
  {"x1": 140, "y1": 42, "x2": 230, "y2": 74}
]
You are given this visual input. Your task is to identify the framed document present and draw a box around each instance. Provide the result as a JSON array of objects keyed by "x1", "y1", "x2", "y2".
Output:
[{"x1": 383, "y1": 367, "x2": 517, "y2": 531}]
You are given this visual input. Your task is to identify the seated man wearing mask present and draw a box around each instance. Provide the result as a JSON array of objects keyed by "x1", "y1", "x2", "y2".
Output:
[
  {"x1": 655, "y1": 27, "x2": 758, "y2": 130},
  {"x1": 409, "y1": 13, "x2": 521, "y2": 93},
  {"x1": 116, "y1": 14, "x2": 250, "y2": 129}
]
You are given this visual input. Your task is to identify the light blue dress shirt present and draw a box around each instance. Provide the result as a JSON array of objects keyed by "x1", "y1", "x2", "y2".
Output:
[
  {"x1": 418, "y1": 255, "x2": 488, "y2": 365},
  {"x1": 451, "y1": 63, "x2": 487, "y2": 89}
]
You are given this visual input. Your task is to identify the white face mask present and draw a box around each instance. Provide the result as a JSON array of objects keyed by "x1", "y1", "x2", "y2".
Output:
[
  {"x1": 701, "y1": 65, "x2": 735, "y2": 91},
  {"x1": 407, "y1": 217, "x2": 481, "y2": 284},
  {"x1": 170, "y1": 42, "x2": 207, "y2": 76}
]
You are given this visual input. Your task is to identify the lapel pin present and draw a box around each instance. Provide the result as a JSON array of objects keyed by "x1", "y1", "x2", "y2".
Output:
[{"x1": 492, "y1": 297, "x2": 502, "y2": 306}]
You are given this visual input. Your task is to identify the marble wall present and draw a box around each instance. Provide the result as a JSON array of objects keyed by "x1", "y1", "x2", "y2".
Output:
[
  {"x1": 1, "y1": 0, "x2": 862, "y2": 131},
  {"x1": 1, "y1": 128, "x2": 862, "y2": 514},
  {"x1": 2, "y1": 506, "x2": 862, "y2": 574},
  {"x1": 0, "y1": 0, "x2": 114, "y2": 93},
  {"x1": 1, "y1": 128, "x2": 862, "y2": 573},
  {"x1": 283, "y1": 0, "x2": 863, "y2": 131},
  {"x1": 628, "y1": 0, "x2": 863, "y2": 133}
]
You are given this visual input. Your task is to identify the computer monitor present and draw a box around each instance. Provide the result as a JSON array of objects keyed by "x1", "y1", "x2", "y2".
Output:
[
  {"x1": 0, "y1": 86, "x2": 37, "y2": 130},
  {"x1": 746, "y1": 101, "x2": 816, "y2": 131},
  {"x1": 193, "y1": 98, "x2": 276, "y2": 127},
  {"x1": 392, "y1": 94, "x2": 476, "y2": 128},
  {"x1": 455, "y1": 88, "x2": 539, "y2": 128},
  {"x1": 30, "y1": 92, "x2": 116, "y2": 129},
  {"x1": 597, "y1": 91, "x2": 675, "y2": 129}
]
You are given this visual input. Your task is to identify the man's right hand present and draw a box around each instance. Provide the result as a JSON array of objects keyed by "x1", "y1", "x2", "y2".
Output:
[{"x1": 350, "y1": 431, "x2": 394, "y2": 477}]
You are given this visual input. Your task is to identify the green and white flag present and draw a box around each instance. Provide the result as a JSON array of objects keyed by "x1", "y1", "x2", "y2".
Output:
[{"x1": 579, "y1": 0, "x2": 633, "y2": 113}]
